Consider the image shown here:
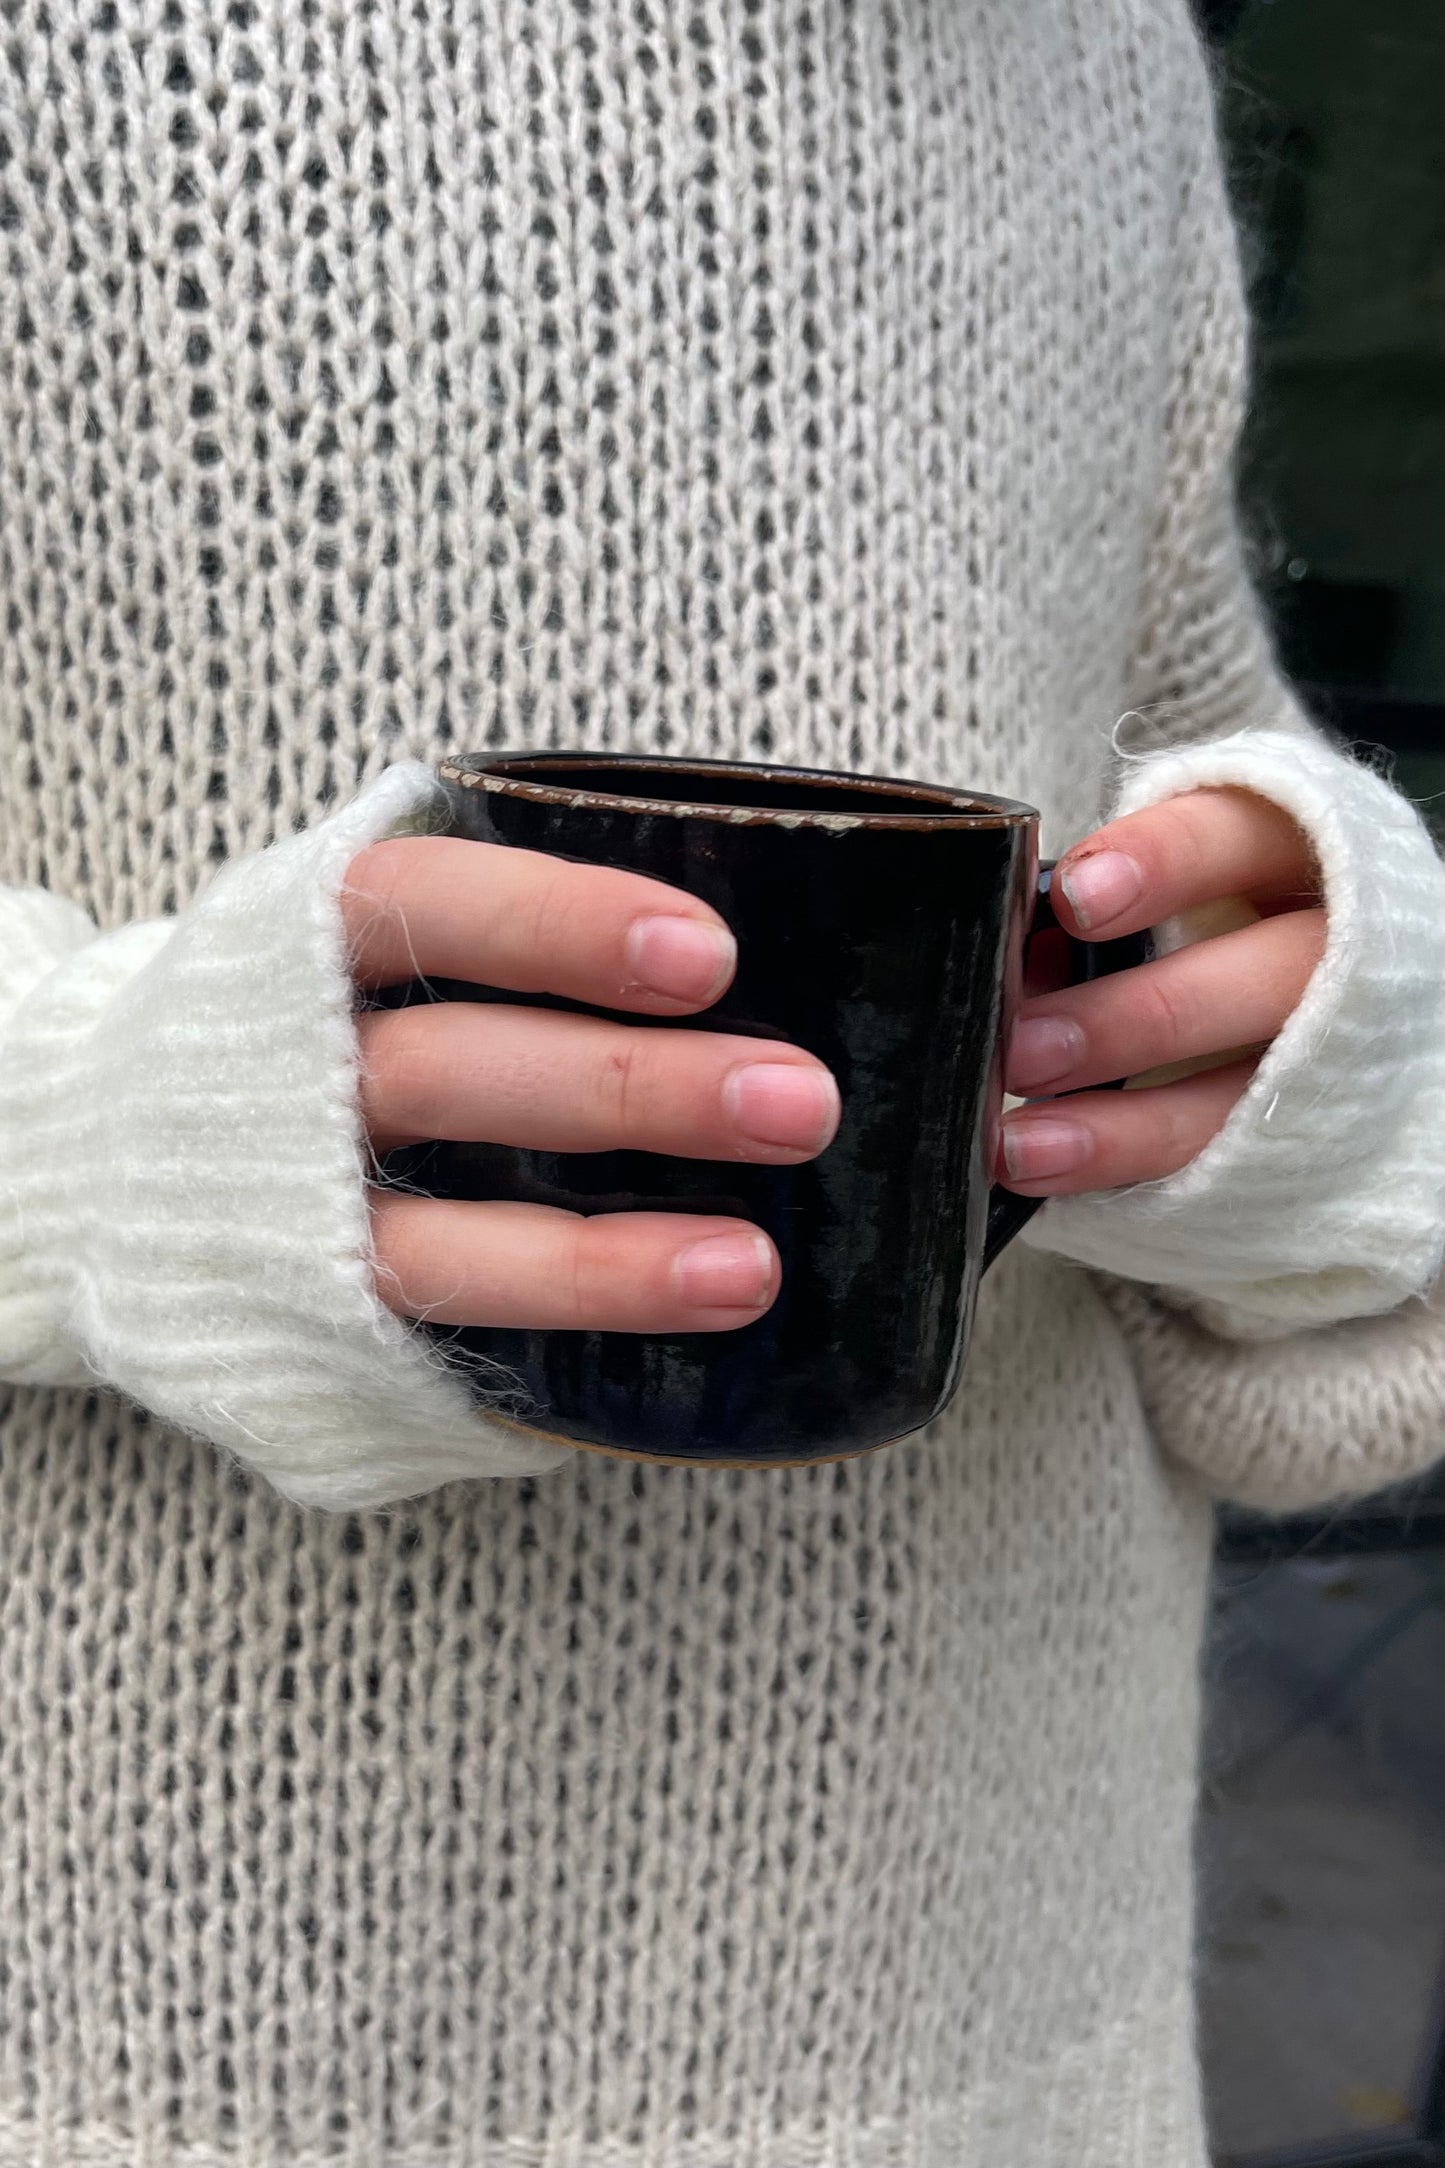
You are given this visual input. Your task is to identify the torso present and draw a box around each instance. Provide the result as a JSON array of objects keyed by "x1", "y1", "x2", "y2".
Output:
[{"x1": 0, "y1": 4, "x2": 1220, "y2": 2158}]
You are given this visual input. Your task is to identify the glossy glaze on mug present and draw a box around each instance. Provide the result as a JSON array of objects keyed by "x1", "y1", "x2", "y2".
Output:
[{"x1": 371, "y1": 754, "x2": 1038, "y2": 1466}]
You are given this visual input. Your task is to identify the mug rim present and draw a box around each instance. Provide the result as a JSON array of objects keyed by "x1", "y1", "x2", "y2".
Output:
[{"x1": 438, "y1": 751, "x2": 1038, "y2": 830}]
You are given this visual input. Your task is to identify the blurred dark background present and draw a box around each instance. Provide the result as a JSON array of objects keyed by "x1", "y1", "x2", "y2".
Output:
[
  {"x1": 1191, "y1": 6, "x2": 1444, "y2": 2164},
  {"x1": 1202, "y1": 0, "x2": 1442, "y2": 811}
]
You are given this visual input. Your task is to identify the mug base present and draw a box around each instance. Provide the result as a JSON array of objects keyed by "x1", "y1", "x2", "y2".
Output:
[{"x1": 482, "y1": 1406, "x2": 898, "y2": 1471}]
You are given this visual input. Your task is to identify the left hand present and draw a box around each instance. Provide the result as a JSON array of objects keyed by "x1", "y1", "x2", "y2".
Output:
[{"x1": 999, "y1": 786, "x2": 1326, "y2": 1195}]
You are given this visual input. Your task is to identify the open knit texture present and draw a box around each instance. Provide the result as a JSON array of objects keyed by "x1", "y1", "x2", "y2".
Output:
[{"x1": 0, "y1": 0, "x2": 1442, "y2": 2162}]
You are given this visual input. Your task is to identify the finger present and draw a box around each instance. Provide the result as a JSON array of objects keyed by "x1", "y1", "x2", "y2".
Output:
[
  {"x1": 357, "y1": 1002, "x2": 841, "y2": 1162},
  {"x1": 1005, "y1": 907, "x2": 1326, "y2": 1097},
  {"x1": 343, "y1": 834, "x2": 737, "y2": 1015},
  {"x1": 370, "y1": 1195, "x2": 779, "y2": 1332},
  {"x1": 1053, "y1": 785, "x2": 1320, "y2": 939},
  {"x1": 997, "y1": 1057, "x2": 1259, "y2": 1196}
]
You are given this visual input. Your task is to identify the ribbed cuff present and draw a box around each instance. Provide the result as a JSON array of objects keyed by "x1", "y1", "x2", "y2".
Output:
[
  {"x1": 0, "y1": 763, "x2": 571, "y2": 1510},
  {"x1": 1025, "y1": 728, "x2": 1445, "y2": 1338}
]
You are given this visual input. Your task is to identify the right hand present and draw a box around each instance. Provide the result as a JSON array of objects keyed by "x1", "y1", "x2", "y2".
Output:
[{"x1": 342, "y1": 836, "x2": 841, "y2": 1334}]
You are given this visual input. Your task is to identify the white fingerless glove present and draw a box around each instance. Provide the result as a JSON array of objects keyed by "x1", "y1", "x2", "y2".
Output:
[
  {"x1": 0, "y1": 763, "x2": 571, "y2": 1511},
  {"x1": 1027, "y1": 729, "x2": 1445, "y2": 1339}
]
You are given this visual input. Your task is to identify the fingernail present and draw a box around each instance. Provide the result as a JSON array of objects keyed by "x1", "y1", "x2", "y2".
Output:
[
  {"x1": 674, "y1": 1232, "x2": 774, "y2": 1310},
  {"x1": 1059, "y1": 851, "x2": 1143, "y2": 931},
  {"x1": 625, "y1": 915, "x2": 736, "y2": 1003},
  {"x1": 1008, "y1": 1015, "x2": 1086, "y2": 1092},
  {"x1": 1002, "y1": 1116, "x2": 1092, "y2": 1183},
  {"x1": 724, "y1": 1063, "x2": 841, "y2": 1156}
]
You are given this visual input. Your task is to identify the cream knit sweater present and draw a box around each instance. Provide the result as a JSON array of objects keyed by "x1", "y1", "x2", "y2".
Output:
[{"x1": 1, "y1": 2, "x2": 1443, "y2": 2163}]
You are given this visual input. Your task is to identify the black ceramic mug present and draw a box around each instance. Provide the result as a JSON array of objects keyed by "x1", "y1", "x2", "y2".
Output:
[{"x1": 368, "y1": 754, "x2": 1148, "y2": 1467}]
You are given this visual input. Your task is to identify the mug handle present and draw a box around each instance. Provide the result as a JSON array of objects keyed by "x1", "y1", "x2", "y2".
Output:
[{"x1": 983, "y1": 863, "x2": 1153, "y2": 1271}]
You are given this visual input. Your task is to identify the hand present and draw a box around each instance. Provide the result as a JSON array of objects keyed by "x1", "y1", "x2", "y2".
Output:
[
  {"x1": 341, "y1": 838, "x2": 840, "y2": 1332},
  {"x1": 999, "y1": 786, "x2": 1326, "y2": 1195}
]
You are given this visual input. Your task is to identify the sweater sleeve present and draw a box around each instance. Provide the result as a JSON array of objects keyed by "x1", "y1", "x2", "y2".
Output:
[
  {"x1": 1028, "y1": 726, "x2": 1445, "y2": 1339},
  {"x1": 1020, "y1": 37, "x2": 1445, "y2": 1354},
  {"x1": 1095, "y1": 1271, "x2": 1444, "y2": 1515},
  {"x1": 0, "y1": 760, "x2": 571, "y2": 1513}
]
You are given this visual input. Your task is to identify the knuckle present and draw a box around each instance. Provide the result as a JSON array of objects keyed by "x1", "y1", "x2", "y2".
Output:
[
  {"x1": 1149, "y1": 794, "x2": 1216, "y2": 888},
  {"x1": 1248, "y1": 903, "x2": 1326, "y2": 1017},
  {"x1": 593, "y1": 1033, "x2": 652, "y2": 1139},
  {"x1": 530, "y1": 858, "x2": 628, "y2": 962},
  {"x1": 1135, "y1": 1071, "x2": 1233, "y2": 1177},
  {"x1": 565, "y1": 1215, "x2": 649, "y2": 1330},
  {"x1": 366, "y1": 1190, "x2": 420, "y2": 1311},
  {"x1": 545, "y1": 861, "x2": 600, "y2": 944},
  {"x1": 1293, "y1": 904, "x2": 1329, "y2": 973},
  {"x1": 341, "y1": 840, "x2": 418, "y2": 970},
  {"x1": 1154, "y1": 1089, "x2": 1199, "y2": 1171},
  {"x1": 362, "y1": 1004, "x2": 440, "y2": 1107},
  {"x1": 516, "y1": 860, "x2": 575, "y2": 964},
  {"x1": 358, "y1": 1004, "x2": 476, "y2": 1145},
  {"x1": 562, "y1": 1220, "x2": 593, "y2": 1328},
  {"x1": 345, "y1": 835, "x2": 411, "y2": 904},
  {"x1": 1139, "y1": 962, "x2": 1195, "y2": 1054}
]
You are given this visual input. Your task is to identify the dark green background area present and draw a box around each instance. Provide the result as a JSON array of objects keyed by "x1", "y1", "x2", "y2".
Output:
[
  {"x1": 1203, "y1": 0, "x2": 1443, "y2": 828},
  {"x1": 1192, "y1": 13, "x2": 1443, "y2": 2167}
]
